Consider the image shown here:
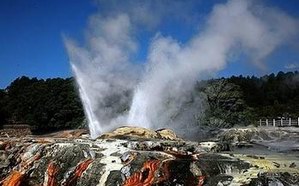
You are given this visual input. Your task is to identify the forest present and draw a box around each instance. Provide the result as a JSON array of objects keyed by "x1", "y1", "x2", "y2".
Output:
[
  {"x1": 0, "y1": 77, "x2": 84, "y2": 133},
  {"x1": 0, "y1": 71, "x2": 299, "y2": 133},
  {"x1": 197, "y1": 71, "x2": 299, "y2": 128}
]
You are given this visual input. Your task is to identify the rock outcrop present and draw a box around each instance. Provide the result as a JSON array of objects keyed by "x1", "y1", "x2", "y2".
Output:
[
  {"x1": 99, "y1": 126, "x2": 180, "y2": 141},
  {"x1": 217, "y1": 127, "x2": 299, "y2": 152},
  {"x1": 0, "y1": 126, "x2": 298, "y2": 185}
]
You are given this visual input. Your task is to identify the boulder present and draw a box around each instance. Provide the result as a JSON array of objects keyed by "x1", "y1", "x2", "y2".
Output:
[
  {"x1": 99, "y1": 126, "x2": 159, "y2": 140},
  {"x1": 156, "y1": 128, "x2": 179, "y2": 140},
  {"x1": 99, "y1": 126, "x2": 181, "y2": 141},
  {"x1": 217, "y1": 127, "x2": 299, "y2": 152}
]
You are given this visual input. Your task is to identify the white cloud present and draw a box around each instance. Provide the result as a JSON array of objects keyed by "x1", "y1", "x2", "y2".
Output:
[{"x1": 285, "y1": 63, "x2": 298, "y2": 70}]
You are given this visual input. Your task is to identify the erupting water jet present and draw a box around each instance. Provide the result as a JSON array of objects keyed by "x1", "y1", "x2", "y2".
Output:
[{"x1": 65, "y1": 0, "x2": 299, "y2": 138}]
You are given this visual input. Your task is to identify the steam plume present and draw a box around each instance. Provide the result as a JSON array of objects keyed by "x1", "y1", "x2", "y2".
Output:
[
  {"x1": 65, "y1": 14, "x2": 138, "y2": 138},
  {"x1": 65, "y1": 0, "x2": 299, "y2": 138},
  {"x1": 128, "y1": 0, "x2": 299, "y2": 136}
]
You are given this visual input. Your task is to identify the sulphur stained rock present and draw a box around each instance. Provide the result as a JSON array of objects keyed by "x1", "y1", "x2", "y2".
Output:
[
  {"x1": 155, "y1": 128, "x2": 179, "y2": 140},
  {"x1": 99, "y1": 126, "x2": 181, "y2": 141},
  {"x1": 216, "y1": 127, "x2": 299, "y2": 152},
  {"x1": 230, "y1": 154, "x2": 299, "y2": 185},
  {"x1": 99, "y1": 126, "x2": 158, "y2": 139},
  {"x1": 0, "y1": 126, "x2": 298, "y2": 185}
]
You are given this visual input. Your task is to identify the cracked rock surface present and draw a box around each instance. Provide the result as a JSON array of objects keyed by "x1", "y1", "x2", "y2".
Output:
[{"x1": 0, "y1": 126, "x2": 298, "y2": 185}]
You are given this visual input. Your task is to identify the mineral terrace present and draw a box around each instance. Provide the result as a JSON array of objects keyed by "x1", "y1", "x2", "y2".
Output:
[{"x1": 0, "y1": 126, "x2": 298, "y2": 185}]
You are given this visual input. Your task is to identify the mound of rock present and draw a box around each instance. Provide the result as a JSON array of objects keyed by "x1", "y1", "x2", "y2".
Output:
[
  {"x1": 99, "y1": 126, "x2": 180, "y2": 141},
  {"x1": 217, "y1": 127, "x2": 299, "y2": 152},
  {"x1": 0, "y1": 126, "x2": 298, "y2": 185}
]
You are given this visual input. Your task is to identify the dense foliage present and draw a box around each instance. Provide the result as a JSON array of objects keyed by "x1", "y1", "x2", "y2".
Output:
[
  {"x1": 0, "y1": 71, "x2": 299, "y2": 132},
  {"x1": 0, "y1": 76, "x2": 84, "y2": 133},
  {"x1": 228, "y1": 71, "x2": 299, "y2": 119},
  {"x1": 197, "y1": 79, "x2": 255, "y2": 128},
  {"x1": 198, "y1": 71, "x2": 299, "y2": 128}
]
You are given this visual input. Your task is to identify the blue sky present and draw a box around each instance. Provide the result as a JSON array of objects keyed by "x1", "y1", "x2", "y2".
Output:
[{"x1": 1, "y1": 0, "x2": 299, "y2": 88}]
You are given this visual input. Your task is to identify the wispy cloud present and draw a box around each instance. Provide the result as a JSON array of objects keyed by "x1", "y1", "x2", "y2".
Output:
[{"x1": 285, "y1": 63, "x2": 299, "y2": 70}]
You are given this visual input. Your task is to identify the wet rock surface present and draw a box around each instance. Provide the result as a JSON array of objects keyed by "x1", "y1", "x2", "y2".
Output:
[
  {"x1": 216, "y1": 127, "x2": 299, "y2": 152},
  {"x1": 0, "y1": 126, "x2": 298, "y2": 185}
]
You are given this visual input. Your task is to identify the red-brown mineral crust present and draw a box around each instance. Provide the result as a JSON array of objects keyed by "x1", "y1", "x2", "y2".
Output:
[
  {"x1": 123, "y1": 160, "x2": 162, "y2": 186},
  {"x1": 2, "y1": 171, "x2": 24, "y2": 186},
  {"x1": 63, "y1": 159, "x2": 93, "y2": 186},
  {"x1": 0, "y1": 127, "x2": 298, "y2": 185},
  {"x1": 44, "y1": 161, "x2": 59, "y2": 186}
]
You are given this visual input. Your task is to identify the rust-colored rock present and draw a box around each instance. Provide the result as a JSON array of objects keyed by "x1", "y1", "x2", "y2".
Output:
[
  {"x1": 197, "y1": 176, "x2": 205, "y2": 186},
  {"x1": 0, "y1": 126, "x2": 298, "y2": 185},
  {"x1": 40, "y1": 129, "x2": 89, "y2": 139},
  {"x1": 123, "y1": 160, "x2": 162, "y2": 186},
  {"x1": 43, "y1": 161, "x2": 59, "y2": 186},
  {"x1": 123, "y1": 157, "x2": 206, "y2": 186},
  {"x1": 63, "y1": 159, "x2": 93, "y2": 186},
  {"x1": 2, "y1": 171, "x2": 24, "y2": 186}
]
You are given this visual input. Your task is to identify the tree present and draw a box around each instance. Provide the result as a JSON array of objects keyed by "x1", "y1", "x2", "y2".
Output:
[
  {"x1": 200, "y1": 79, "x2": 254, "y2": 128},
  {"x1": 0, "y1": 89, "x2": 8, "y2": 127},
  {"x1": 4, "y1": 76, "x2": 85, "y2": 132}
]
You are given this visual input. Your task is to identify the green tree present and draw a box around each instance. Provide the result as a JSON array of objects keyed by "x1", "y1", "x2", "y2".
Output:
[
  {"x1": 200, "y1": 79, "x2": 254, "y2": 128},
  {"x1": 0, "y1": 89, "x2": 8, "y2": 127},
  {"x1": 5, "y1": 76, "x2": 85, "y2": 132}
]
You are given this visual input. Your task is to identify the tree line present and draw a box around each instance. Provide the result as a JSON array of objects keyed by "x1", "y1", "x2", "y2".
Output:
[
  {"x1": 198, "y1": 71, "x2": 299, "y2": 128},
  {"x1": 0, "y1": 71, "x2": 299, "y2": 133},
  {"x1": 0, "y1": 76, "x2": 84, "y2": 133}
]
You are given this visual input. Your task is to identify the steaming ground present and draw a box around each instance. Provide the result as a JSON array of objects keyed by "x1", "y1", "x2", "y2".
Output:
[{"x1": 65, "y1": 0, "x2": 299, "y2": 139}]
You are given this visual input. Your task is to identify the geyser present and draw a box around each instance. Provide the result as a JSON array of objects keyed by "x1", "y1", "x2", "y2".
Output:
[
  {"x1": 65, "y1": 0, "x2": 299, "y2": 138},
  {"x1": 65, "y1": 14, "x2": 138, "y2": 138}
]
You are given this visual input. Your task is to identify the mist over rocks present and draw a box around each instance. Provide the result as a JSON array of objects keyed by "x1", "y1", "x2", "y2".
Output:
[{"x1": 65, "y1": 0, "x2": 299, "y2": 138}]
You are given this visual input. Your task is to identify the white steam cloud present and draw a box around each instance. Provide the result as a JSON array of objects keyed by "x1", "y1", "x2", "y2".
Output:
[
  {"x1": 65, "y1": 14, "x2": 139, "y2": 137},
  {"x1": 65, "y1": 0, "x2": 299, "y2": 138}
]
